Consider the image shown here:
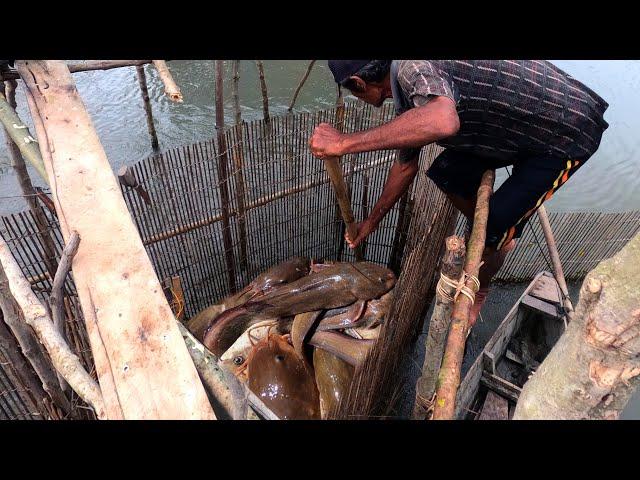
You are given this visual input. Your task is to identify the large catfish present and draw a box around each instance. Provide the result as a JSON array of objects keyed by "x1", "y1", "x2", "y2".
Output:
[
  {"x1": 187, "y1": 256, "x2": 310, "y2": 340},
  {"x1": 203, "y1": 262, "x2": 396, "y2": 356}
]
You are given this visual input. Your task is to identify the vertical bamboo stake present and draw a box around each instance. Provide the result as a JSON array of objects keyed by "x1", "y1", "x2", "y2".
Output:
[
  {"x1": 230, "y1": 61, "x2": 248, "y2": 271},
  {"x1": 288, "y1": 60, "x2": 316, "y2": 112},
  {"x1": 433, "y1": 169, "x2": 495, "y2": 420},
  {"x1": 413, "y1": 235, "x2": 466, "y2": 419},
  {"x1": 536, "y1": 204, "x2": 574, "y2": 319},
  {"x1": 232, "y1": 61, "x2": 242, "y2": 126},
  {"x1": 255, "y1": 61, "x2": 270, "y2": 125},
  {"x1": 135, "y1": 65, "x2": 160, "y2": 152},
  {"x1": 215, "y1": 60, "x2": 238, "y2": 292}
]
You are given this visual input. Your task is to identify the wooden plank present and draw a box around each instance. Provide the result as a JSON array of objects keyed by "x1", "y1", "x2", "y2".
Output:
[
  {"x1": 16, "y1": 60, "x2": 215, "y2": 420},
  {"x1": 480, "y1": 372, "x2": 522, "y2": 403},
  {"x1": 521, "y1": 294, "x2": 561, "y2": 320},
  {"x1": 478, "y1": 390, "x2": 509, "y2": 420},
  {"x1": 529, "y1": 272, "x2": 561, "y2": 305}
]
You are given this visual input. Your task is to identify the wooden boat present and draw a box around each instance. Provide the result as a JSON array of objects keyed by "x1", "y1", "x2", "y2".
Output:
[{"x1": 455, "y1": 271, "x2": 567, "y2": 420}]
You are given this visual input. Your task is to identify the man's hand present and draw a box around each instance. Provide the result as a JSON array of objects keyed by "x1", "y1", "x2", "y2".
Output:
[
  {"x1": 309, "y1": 123, "x2": 345, "y2": 159},
  {"x1": 344, "y1": 219, "x2": 376, "y2": 249}
]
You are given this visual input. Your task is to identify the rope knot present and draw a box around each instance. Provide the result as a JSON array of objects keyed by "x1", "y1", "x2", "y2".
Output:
[{"x1": 436, "y1": 262, "x2": 483, "y2": 305}]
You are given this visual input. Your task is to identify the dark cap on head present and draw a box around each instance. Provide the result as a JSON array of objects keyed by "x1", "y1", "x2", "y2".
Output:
[{"x1": 328, "y1": 60, "x2": 372, "y2": 84}]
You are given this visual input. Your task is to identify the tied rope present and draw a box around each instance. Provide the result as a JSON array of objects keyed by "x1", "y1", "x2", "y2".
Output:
[{"x1": 436, "y1": 262, "x2": 484, "y2": 305}]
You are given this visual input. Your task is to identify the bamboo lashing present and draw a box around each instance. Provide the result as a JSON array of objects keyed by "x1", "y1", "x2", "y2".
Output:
[{"x1": 433, "y1": 169, "x2": 495, "y2": 420}]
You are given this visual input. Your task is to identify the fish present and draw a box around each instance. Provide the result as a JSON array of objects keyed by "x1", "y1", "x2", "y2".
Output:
[
  {"x1": 308, "y1": 330, "x2": 374, "y2": 367},
  {"x1": 240, "y1": 331, "x2": 320, "y2": 420},
  {"x1": 317, "y1": 290, "x2": 394, "y2": 332},
  {"x1": 186, "y1": 256, "x2": 310, "y2": 340},
  {"x1": 203, "y1": 262, "x2": 396, "y2": 356},
  {"x1": 313, "y1": 347, "x2": 354, "y2": 419}
]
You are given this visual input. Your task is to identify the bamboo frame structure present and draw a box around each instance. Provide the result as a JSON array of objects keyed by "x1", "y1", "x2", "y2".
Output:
[
  {"x1": 0, "y1": 60, "x2": 152, "y2": 80},
  {"x1": 15, "y1": 60, "x2": 215, "y2": 420},
  {"x1": 433, "y1": 169, "x2": 496, "y2": 420}
]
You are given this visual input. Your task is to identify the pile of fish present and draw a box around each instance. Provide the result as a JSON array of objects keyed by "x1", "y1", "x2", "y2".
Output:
[{"x1": 186, "y1": 257, "x2": 396, "y2": 419}]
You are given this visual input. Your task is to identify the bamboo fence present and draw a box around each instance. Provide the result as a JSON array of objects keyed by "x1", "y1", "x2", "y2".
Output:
[{"x1": 1, "y1": 103, "x2": 638, "y2": 419}]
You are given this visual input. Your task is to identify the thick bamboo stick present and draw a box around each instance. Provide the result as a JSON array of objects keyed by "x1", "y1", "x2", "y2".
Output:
[
  {"x1": 215, "y1": 60, "x2": 238, "y2": 293},
  {"x1": 536, "y1": 204, "x2": 574, "y2": 319},
  {"x1": 135, "y1": 65, "x2": 160, "y2": 152},
  {"x1": 2, "y1": 80, "x2": 58, "y2": 281},
  {"x1": 433, "y1": 169, "x2": 495, "y2": 420},
  {"x1": 232, "y1": 60, "x2": 242, "y2": 125},
  {"x1": 152, "y1": 60, "x2": 183, "y2": 103},
  {"x1": 255, "y1": 60, "x2": 270, "y2": 124},
  {"x1": 412, "y1": 235, "x2": 466, "y2": 419},
  {"x1": 16, "y1": 60, "x2": 215, "y2": 420},
  {"x1": 0, "y1": 235, "x2": 105, "y2": 418},
  {"x1": 288, "y1": 60, "x2": 316, "y2": 112},
  {"x1": 0, "y1": 258, "x2": 71, "y2": 414},
  {"x1": 0, "y1": 88, "x2": 47, "y2": 181}
]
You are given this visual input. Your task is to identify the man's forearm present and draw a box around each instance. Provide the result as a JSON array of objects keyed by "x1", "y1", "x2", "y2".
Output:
[
  {"x1": 368, "y1": 159, "x2": 419, "y2": 227},
  {"x1": 340, "y1": 97, "x2": 459, "y2": 155}
]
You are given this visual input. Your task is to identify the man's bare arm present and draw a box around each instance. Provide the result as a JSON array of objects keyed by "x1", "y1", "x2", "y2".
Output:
[
  {"x1": 346, "y1": 156, "x2": 420, "y2": 248},
  {"x1": 310, "y1": 96, "x2": 459, "y2": 158}
]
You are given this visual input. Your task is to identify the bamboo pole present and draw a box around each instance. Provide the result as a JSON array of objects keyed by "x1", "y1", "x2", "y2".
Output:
[
  {"x1": 16, "y1": 60, "x2": 215, "y2": 420},
  {"x1": 288, "y1": 60, "x2": 316, "y2": 112},
  {"x1": 152, "y1": 60, "x2": 183, "y2": 103},
  {"x1": 0, "y1": 300, "x2": 50, "y2": 417},
  {"x1": 2, "y1": 80, "x2": 58, "y2": 281},
  {"x1": 232, "y1": 60, "x2": 242, "y2": 125},
  {"x1": 255, "y1": 60, "x2": 270, "y2": 124},
  {"x1": 135, "y1": 65, "x2": 160, "y2": 152},
  {"x1": 433, "y1": 169, "x2": 495, "y2": 420},
  {"x1": 412, "y1": 235, "x2": 466, "y2": 419},
  {"x1": 0, "y1": 87, "x2": 47, "y2": 181},
  {"x1": 0, "y1": 234, "x2": 106, "y2": 419},
  {"x1": 215, "y1": 60, "x2": 238, "y2": 293},
  {"x1": 0, "y1": 257, "x2": 71, "y2": 415},
  {"x1": 536, "y1": 204, "x2": 574, "y2": 320},
  {"x1": 49, "y1": 232, "x2": 80, "y2": 396}
]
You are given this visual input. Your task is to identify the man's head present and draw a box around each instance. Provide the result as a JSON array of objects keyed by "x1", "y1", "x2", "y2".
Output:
[{"x1": 328, "y1": 60, "x2": 393, "y2": 107}]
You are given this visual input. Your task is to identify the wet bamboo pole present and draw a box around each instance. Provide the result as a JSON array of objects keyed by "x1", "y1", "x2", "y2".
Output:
[
  {"x1": 536, "y1": 205, "x2": 574, "y2": 320},
  {"x1": 255, "y1": 61, "x2": 270, "y2": 125},
  {"x1": 288, "y1": 60, "x2": 316, "y2": 112},
  {"x1": 16, "y1": 60, "x2": 215, "y2": 419},
  {"x1": 0, "y1": 86, "x2": 47, "y2": 181},
  {"x1": 152, "y1": 60, "x2": 183, "y2": 103},
  {"x1": 1, "y1": 80, "x2": 58, "y2": 281},
  {"x1": 135, "y1": 65, "x2": 160, "y2": 152},
  {"x1": 433, "y1": 169, "x2": 495, "y2": 420},
  {"x1": 215, "y1": 60, "x2": 238, "y2": 293}
]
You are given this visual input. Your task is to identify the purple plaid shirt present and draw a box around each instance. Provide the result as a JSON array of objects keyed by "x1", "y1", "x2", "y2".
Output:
[{"x1": 391, "y1": 60, "x2": 609, "y2": 163}]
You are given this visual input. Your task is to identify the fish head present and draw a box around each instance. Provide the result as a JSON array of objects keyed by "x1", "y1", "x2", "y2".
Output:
[{"x1": 351, "y1": 262, "x2": 397, "y2": 293}]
